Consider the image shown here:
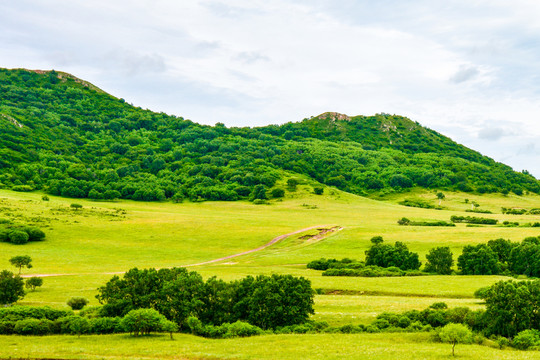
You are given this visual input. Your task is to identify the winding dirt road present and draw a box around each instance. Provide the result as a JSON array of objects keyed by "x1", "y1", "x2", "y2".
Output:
[{"x1": 22, "y1": 224, "x2": 342, "y2": 278}]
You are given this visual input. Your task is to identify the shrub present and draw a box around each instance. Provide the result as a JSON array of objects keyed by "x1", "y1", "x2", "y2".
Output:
[
  {"x1": 90, "y1": 316, "x2": 121, "y2": 334},
  {"x1": 512, "y1": 329, "x2": 540, "y2": 350},
  {"x1": 120, "y1": 308, "x2": 169, "y2": 336},
  {"x1": 70, "y1": 203, "x2": 83, "y2": 210},
  {"x1": 67, "y1": 297, "x2": 89, "y2": 310},
  {"x1": 25, "y1": 277, "x2": 43, "y2": 291},
  {"x1": 24, "y1": 227, "x2": 46, "y2": 241},
  {"x1": 8, "y1": 230, "x2": 29, "y2": 245},
  {"x1": 313, "y1": 186, "x2": 323, "y2": 195},
  {"x1": 14, "y1": 318, "x2": 54, "y2": 335},
  {"x1": 270, "y1": 188, "x2": 285, "y2": 198}
]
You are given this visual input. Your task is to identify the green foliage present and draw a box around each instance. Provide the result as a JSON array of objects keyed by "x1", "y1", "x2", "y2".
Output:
[
  {"x1": 120, "y1": 308, "x2": 171, "y2": 336},
  {"x1": 313, "y1": 186, "x2": 323, "y2": 195},
  {"x1": 25, "y1": 277, "x2": 43, "y2": 291},
  {"x1": 70, "y1": 203, "x2": 83, "y2": 210},
  {"x1": 365, "y1": 239, "x2": 421, "y2": 271},
  {"x1": 9, "y1": 255, "x2": 32, "y2": 274},
  {"x1": 67, "y1": 297, "x2": 89, "y2": 310},
  {"x1": 270, "y1": 187, "x2": 285, "y2": 198},
  {"x1": 425, "y1": 247, "x2": 454, "y2": 275},
  {"x1": 8, "y1": 230, "x2": 29, "y2": 245},
  {"x1": 450, "y1": 215, "x2": 498, "y2": 225},
  {"x1": 0, "y1": 270, "x2": 25, "y2": 305},
  {"x1": 0, "y1": 306, "x2": 72, "y2": 321},
  {"x1": 479, "y1": 280, "x2": 540, "y2": 338},
  {"x1": 457, "y1": 245, "x2": 500, "y2": 275},
  {"x1": 0, "y1": 69, "x2": 538, "y2": 204},
  {"x1": 512, "y1": 329, "x2": 540, "y2": 350},
  {"x1": 437, "y1": 323, "x2": 472, "y2": 356},
  {"x1": 13, "y1": 318, "x2": 54, "y2": 335},
  {"x1": 97, "y1": 268, "x2": 314, "y2": 330}
]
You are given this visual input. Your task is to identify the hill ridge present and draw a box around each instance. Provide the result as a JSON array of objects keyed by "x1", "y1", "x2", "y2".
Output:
[{"x1": 0, "y1": 67, "x2": 538, "y2": 202}]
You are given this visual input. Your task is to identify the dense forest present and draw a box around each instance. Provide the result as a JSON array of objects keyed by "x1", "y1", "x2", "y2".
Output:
[{"x1": 0, "y1": 68, "x2": 538, "y2": 202}]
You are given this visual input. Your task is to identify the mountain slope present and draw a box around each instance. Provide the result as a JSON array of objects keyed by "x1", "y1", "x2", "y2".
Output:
[{"x1": 0, "y1": 68, "x2": 538, "y2": 201}]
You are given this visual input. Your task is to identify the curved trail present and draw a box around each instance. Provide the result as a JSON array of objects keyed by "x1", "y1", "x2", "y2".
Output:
[{"x1": 23, "y1": 225, "x2": 342, "y2": 278}]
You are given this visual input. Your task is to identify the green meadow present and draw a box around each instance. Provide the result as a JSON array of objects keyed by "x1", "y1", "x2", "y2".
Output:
[{"x1": 1, "y1": 187, "x2": 539, "y2": 359}]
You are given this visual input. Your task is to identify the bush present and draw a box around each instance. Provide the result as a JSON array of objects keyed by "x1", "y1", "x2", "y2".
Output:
[
  {"x1": 120, "y1": 308, "x2": 170, "y2": 336},
  {"x1": 512, "y1": 329, "x2": 540, "y2": 350},
  {"x1": 89, "y1": 316, "x2": 120, "y2": 334},
  {"x1": 0, "y1": 306, "x2": 72, "y2": 321},
  {"x1": 313, "y1": 186, "x2": 323, "y2": 195},
  {"x1": 25, "y1": 277, "x2": 43, "y2": 291},
  {"x1": 67, "y1": 297, "x2": 89, "y2": 310},
  {"x1": 270, "y1": 188, "x2": 285, "y2": 198},
  {"x1": 14, "y1": 318, "x2": 54, "y2": 335},
  {"x1": 8, "y1": 230, "x2": 29, "y2": 244},
  {"x1": 70, "y1": 203, "x2": 83, "y2": 210},
  {"x1": 24, "y1": 227, "x2": 46, "y2": 241}
]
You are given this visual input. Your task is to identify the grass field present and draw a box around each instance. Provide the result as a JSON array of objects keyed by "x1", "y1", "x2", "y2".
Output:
[
  {"x1": 0, "y1": 333, "x2": 537, "y2": 360},
  {"x1": 1, "y1": 187, "x2": 539, "y2": 359}
]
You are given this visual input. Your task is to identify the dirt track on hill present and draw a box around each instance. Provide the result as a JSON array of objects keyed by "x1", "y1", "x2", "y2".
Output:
[{"x1": 22, "y1": 225, "x2": 342, "y2": 278}]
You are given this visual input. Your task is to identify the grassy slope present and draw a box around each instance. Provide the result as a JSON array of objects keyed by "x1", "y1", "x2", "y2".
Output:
[{"x1": 1, "y1": 188, "x2": 540, "y2": 358}]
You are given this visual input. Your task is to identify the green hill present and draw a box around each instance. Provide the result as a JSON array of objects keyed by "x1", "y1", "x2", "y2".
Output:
[{"x1": 0, "y1": 68, "x2": 538, "y2": 201}]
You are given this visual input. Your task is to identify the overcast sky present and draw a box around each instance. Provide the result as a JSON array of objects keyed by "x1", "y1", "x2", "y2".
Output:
[{"x1": 1, "y1": 0, "x2": 540, "y2": 177}]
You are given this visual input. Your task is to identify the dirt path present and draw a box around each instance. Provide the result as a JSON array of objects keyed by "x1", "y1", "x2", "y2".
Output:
[{"x1": 22, "y1": 225, "x2": 342, "y2": 278}]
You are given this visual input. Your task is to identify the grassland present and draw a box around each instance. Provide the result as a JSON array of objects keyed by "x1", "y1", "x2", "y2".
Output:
[{"x1": 1, "y1": 187, "x2": 539, "y2": 359}]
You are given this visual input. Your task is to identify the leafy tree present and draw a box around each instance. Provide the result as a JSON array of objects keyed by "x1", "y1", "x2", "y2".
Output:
[
  {"x1": 365, "y1": 239, "x2": 421, "y2": 270},
  {"x1": 286, "y1": 178, "x2": 298, "y2": 191},
  {"x1": 457, "y1": 245, "x2": 500, "y2": 275},
  {"x1": 120, "y1": 308, "x2": 176, "y2": 336},
  {"x1": 270, "y1": 188, "x2": 285, "y2": 198},
  {"x1": 438, "y1": 323, "x2": 472, "y2": 356},
  {"x1": 487, "y1": 238, "x2": 515, "y2": 264},
  {"x1": 425, "y1": 247, "x2": 453, "y2": 274},
  {"x1": 249, "y1": 185, "x2": 267, "y2": 201},
  {"x1": 233, "y1": 274, "x2": 315, "y2": 330},
  {"x1": 67, "y1": 297, "x2": 89, "y2": 310},
  {"x1": 69, "y1": 316, "x2": 91, "y2": 337},
  {"x1": 9, "y1": 255, "x2": 32, "y2": 274},
  {"x1": 479, "y1": 280, "x2": 540, "y2": 337},
  {"x1": 25, "y1": 277, "x2": 43, "y2": 291},
  {"x1": 436, "y1": 192, "x2": 445, "y2": 205},
  {"x1": 0, "y1": 270, "x2": 25, "y2": 305}
]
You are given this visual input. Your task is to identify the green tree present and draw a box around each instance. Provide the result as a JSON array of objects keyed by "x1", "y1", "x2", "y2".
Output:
[
  {"x1": 249, "y1": 185, "x2": 267, "y2": 201},
  {"x1": 457, "y1": 245, "x2": 500, "y2": 275},
  {"x1": 436, "y1": 192, "x2": 445, "y2": 205},
  {"x1": 9, "y1": 255, "x2": 32, "y2": 274},
  {"x1": 25, "y1": 276, "x2": 43, "y2": 291},
  {"x1": 67, "y1": 297, "x2": 89, "y2": 310},
  {"x1": 233, "y1": 274, "x2": 315, "y2": 330},
  {"x1": 479, "y1": 280, "x2": 540, "y2": 337},
  {"x1": 425, "y1": 247, "x2": 453, "y2": 275},
  {"x1": 0, "y1": 270, "x2": 25, "y2": 305},
  {"x1": 120, "y1": 308, "x2": 171, "y2": 336},
  {"x1": 438, "y1": 323, "x2": 472, "y2": 356},
  {"x1": 69, "y1": 316, "x2": 91, "y2": 337}
]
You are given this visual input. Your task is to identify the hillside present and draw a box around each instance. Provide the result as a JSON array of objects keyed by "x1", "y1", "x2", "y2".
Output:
[{"x1": 0, "y1": 68, "x2": 538, "y2": 202}]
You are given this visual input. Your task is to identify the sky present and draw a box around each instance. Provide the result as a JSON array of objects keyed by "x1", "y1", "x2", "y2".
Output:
[{"x1": 1, "y1": 0, "x2": 540, "y2": 177}]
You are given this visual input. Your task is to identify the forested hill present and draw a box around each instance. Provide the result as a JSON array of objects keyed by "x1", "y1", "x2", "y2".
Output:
[{"x1": 0, "y1": 68, "x2": 538, "y2": 202}]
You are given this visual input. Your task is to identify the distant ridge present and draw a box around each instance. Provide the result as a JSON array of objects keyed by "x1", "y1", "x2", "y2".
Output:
[{"x1": 0, "y1": 68, "x2": 537, "y2": 202}]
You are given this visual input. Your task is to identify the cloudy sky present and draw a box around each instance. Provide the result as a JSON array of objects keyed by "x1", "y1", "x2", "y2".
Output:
[{"x1": 1, "y1": 0, "x2": 540, "y2": 177}]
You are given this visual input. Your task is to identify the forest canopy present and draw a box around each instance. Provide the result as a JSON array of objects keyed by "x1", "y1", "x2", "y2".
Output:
[{"x1": 0, "y1": 68, "x2": 538, "y2": 202}]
